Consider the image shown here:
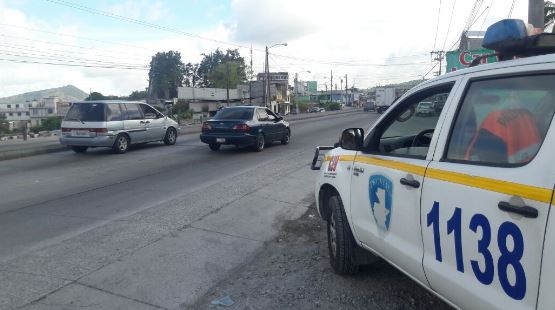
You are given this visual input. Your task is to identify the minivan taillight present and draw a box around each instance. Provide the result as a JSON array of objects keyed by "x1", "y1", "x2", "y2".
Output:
[
  {"x1": 89, "y1": 128, "x2": 108, "y2": 133},
  {"x1": 202, "y1": 122, "x2": 212, "y2": 131},
  {"x1": 61, "y1": 127, "x2": 71, "y2": 132},
  {"x1": 233, "y1": 124, "x2": 250, "y2": 132}
]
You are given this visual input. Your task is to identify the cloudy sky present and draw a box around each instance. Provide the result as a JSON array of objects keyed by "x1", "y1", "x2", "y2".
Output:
[{"x1": 0, "y1": 0, "x2": 528, "y2": 97}]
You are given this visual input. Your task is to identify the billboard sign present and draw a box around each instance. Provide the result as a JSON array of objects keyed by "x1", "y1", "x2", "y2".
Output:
[{"x1": 446, "y1": 49, "x2": 498, "y2": 72}]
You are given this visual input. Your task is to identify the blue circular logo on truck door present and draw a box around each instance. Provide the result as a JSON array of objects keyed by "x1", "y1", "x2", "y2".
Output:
[{"x1": 369, "y1": 175, "x2": 393, "y2": 231}]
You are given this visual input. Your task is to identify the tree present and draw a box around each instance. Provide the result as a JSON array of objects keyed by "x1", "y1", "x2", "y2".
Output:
[
  {"x1": 207, "y1": 61, "x2": 243, "y2": 89},
  {"x1": 184, "y1": 62, "x2": 200, "y2": 87},
  {"x1": 41, "y1": 116, "x2": 62, "y2": 131},
  {"x1": 0, "y1": 113, "x2": 9, "y2": 133},
  {"x1": 546, "y1": 1, "x2": 555, "y2": 29},
  {"x1": 129, "y1": 90, "x2": 147, "y2": 100},
  {"x1": 148, "y1": 51, "x2": 185, "y2": 99},
  {"x1": 85, "y1": 92, "x2": 105, "y2": 101},
  {"x1": 196, "y1": 49, "x2": 247, "y2": 88}
]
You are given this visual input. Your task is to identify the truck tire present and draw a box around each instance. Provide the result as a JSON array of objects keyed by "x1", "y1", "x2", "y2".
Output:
[{"x1": 327, "y1": 195, "x2": 360, "y2": 275}]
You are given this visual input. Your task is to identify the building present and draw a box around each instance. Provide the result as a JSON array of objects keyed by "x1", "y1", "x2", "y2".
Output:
[
  {"x1": 256, "y1": 72, "x2": 290, "y2": 114},
  {"x1": 0, "y1": 102, "x2": 30, "y2": 130},
  {"x1": 459, "y1": 31, "x2": 486, "y2": 51},
  {"x1": 177, "y1": 86, "x2": 250, "y2": 119},
  {"x1": 0, "y1": 96, "x2": 71, "y2": 130}
]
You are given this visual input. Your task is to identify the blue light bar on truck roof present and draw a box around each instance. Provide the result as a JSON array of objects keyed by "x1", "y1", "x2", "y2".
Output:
[{"x1": 482, "y1": 19, "x2": 555, "y2": 60}]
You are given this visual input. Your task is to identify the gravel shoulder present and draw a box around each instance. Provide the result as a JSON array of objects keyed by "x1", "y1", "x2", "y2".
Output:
[{"x1": 193, "y1": 204, "x2": 452, "y2": 310}]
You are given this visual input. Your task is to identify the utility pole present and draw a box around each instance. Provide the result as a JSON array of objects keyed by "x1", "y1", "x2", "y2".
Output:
[
  {"x1": 430, "y1": 50, "x2": 445, "y2": 76},
  {"x1": 330, "y1": 70, "x2": 333, "y2": 104},
  {"x1": 249, "y1": 45, "x2": 253, "y2": 104},
  {"x1": 226, "y1": 62, "x2": 230, "y2": 106},
  {"x1": 344, "y1": 74, "x2": 348, "y2": 106},
  {"x1": 529, "y1": 0, "x2": 544, "y2": 28},
  {"x1": 294, "y1": 72, "x2": 298, "y2": 113},
  {"x1": 265, "y1": 46, "x2": 271, "y2": 108}
]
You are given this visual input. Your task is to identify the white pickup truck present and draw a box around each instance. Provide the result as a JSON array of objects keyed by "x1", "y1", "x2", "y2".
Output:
[{"x1": 311, "y1": 19, "x2": 555, "y2": 309}]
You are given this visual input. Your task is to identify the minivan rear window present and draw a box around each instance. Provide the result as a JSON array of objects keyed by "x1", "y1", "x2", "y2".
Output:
[
  {"x1": 65, "y1": 102, "x2": 106, "y2": 122},
  {"x1": 213, "y1": 108, "x2": 254, "y2": 120}
]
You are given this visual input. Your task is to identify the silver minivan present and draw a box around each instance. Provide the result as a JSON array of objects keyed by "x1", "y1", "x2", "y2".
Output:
[{"x1": 60, "y1": 101, "x2": 179, "y2": 153}]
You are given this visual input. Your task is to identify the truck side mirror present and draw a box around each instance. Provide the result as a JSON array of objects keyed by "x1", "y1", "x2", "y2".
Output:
[{"x1": 340, "y1": 128, "x2": 364, "y2": 151}]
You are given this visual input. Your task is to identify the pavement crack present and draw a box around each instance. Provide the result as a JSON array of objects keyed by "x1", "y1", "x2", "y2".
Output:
[
  {"x1": 75, "y1": 282, "x2": 167, "y2": 309},
  {"x1": 189, "y1": 226, "x2": 265, "y2": 243}
]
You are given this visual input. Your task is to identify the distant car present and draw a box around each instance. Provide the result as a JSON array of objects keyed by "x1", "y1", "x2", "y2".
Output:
[
  {"x1": 308, "y1": 107, "x2": 320, "y2": 113},
  {"x1": 319, "y1": 108, "x2": 326, "y2": 112},
  {"x1": 60, "y1": 101, "x2": 179, "y2": 154},
  {"x1": 376, "y1": 105, "x2": 390, "y2": 114},
  {"x1": 416, "y1": 101, "x2": 435, "y2": 116},
  {"x1": 200, "y1": 106, "x2": 290, "y2": 152},
  {"x1": 433, "y1": 100, "x2": 445, "y2": 115},
  {"x1": 364, "y1": 101, "x2": 376, "y2": 112}
]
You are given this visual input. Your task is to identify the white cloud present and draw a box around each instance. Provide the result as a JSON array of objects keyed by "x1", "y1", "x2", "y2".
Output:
[
  {"x1": 106, "y1": 0, "x2": 168, "y2": 22},
  {"x1": 0, "y1": 0, "x2": 531, "y2": 98}
]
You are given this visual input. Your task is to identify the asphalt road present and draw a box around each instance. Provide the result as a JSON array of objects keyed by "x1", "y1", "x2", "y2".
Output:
[{"x1": 0, "y1": 112, "x2": 375, "y2": 263}]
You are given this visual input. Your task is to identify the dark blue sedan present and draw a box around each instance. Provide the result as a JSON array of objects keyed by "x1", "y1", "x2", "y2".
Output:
[{"x1": 200, "y1": 106, "x2": 290, "y2": 152}]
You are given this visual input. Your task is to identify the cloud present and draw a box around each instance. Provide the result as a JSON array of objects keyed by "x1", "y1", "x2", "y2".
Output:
[
  {"x1": 0, "y1": 0, "x2": 531, "y2": 98},
  {"x1": 106, "y1": 0, "x2": 168, "y2": 22},
  {"x1": 230, "y1": 0, "x2": 319, "y2": 44}
]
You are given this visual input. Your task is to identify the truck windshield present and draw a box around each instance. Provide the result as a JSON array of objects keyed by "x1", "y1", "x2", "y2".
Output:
[{"x1": 65, "y1": 102, "x2": 106, "y2": 122}]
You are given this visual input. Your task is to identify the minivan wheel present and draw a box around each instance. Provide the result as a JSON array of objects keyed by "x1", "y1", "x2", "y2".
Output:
[
  {"x1": 254, "y1": 134, "x2": 265, "y2": 152},
  {"x1": 209, "y1": 143, "x2": 220, "y2": 151},
  {"x1": 112, "y1": 134, "x2": 130, "y2": 154},
  {"x1": 71, "y1": 146, "x2": 88, "y2": 153},
  {"x1": 328, "y1": 195, "x2": 360, "y2": 275},
  {"x1": 164, "y1": 128, "x2": 177, "y2": 145}
]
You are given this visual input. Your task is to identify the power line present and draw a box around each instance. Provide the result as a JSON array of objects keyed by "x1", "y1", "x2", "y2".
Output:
[
  {"x1": 0, "y1": 41, "x2": 149, "y2": 64},
  {"x1": 433, "y1": 0, "x2": 443, "y2": 50},
  {"x1": 0, "y1": 58, "x2": 148, "y2": 70},
  {"x1": 480, "y1": 0, "x2": 495, "y2": 31},
  {"x1": 0, "y1": 33, "x2": 151, "y2": 60},
  {"x1": 0, "y1": 23, "x2": 154, "y2": 53},
  {"x1": 0, "y1": 48, "x2": 148, "y2": 69},
  {"x1": 39, "y1": 0, "x2": 437, "y2": 68},
  {"x1": 42, "y1": 0, "x2": 252, "y2": 50},
  {"x1": 508, "y1": 0, "x2": 517, "y2": 17},
  {"x1": 442, "y1": 0, "x2": 458, "y2": 50}
]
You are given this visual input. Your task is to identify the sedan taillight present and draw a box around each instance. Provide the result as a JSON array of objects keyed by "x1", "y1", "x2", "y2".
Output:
[{"x1": 233, "y1": 124, "x2": 250, "y2": 132}]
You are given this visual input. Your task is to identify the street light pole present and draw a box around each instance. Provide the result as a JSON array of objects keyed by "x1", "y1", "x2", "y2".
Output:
[{"x1": 264, "y1": 46, "x2": 272, "y2": 107}]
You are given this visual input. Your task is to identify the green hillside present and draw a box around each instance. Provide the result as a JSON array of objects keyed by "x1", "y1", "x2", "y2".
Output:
[{"x1": 0, "y1": 85, "x2": 88, "y2": 104}]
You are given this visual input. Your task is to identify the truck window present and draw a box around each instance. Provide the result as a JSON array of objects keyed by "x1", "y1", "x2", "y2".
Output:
[
  {"x1": 368, "y1": 86, "x2": 452, "y2": 158},
  {"x1": 446, "y1": 74, "x2": 555, "y2": 165}
]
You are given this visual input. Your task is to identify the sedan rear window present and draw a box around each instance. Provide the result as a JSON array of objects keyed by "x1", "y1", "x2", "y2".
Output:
[
  {"x1": 213, "y1": 108, "x2": 254, "y2": 120},
  {"x1": 65, "y1": 102, "x2": 106, "y2": 122}
]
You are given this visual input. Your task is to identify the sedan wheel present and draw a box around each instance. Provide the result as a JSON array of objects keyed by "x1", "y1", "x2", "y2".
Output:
[
  {"x1": 254, "y1": 134, "x2": 265, "y2": 152},
  {"x1": 164, "y1": 128, "x2": 177, "y2": 145},
  {"x1": 281, "y1": 131, "x2": 290, "y2": 145}
]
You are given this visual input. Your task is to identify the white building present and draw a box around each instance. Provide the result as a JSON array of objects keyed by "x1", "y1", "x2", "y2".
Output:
[{"x1": 0, "y1": 96, "x2": 71, "y2": 129}]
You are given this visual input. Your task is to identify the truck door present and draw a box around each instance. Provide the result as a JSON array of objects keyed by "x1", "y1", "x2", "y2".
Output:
[
  {"x1": 421, "y1": 73, "x2": 555, "y2": 309},
  {"x1": 349, "y1": 83, "x2": 456, "y2": 286}
]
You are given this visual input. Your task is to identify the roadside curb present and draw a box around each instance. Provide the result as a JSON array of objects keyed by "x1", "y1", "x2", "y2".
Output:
[
  {"x1": 0, "y1": 109, "x2": 362, "y2": 161},
  {"x1": 0, "y1": 144, "x2": 69, "y2": 161}
]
